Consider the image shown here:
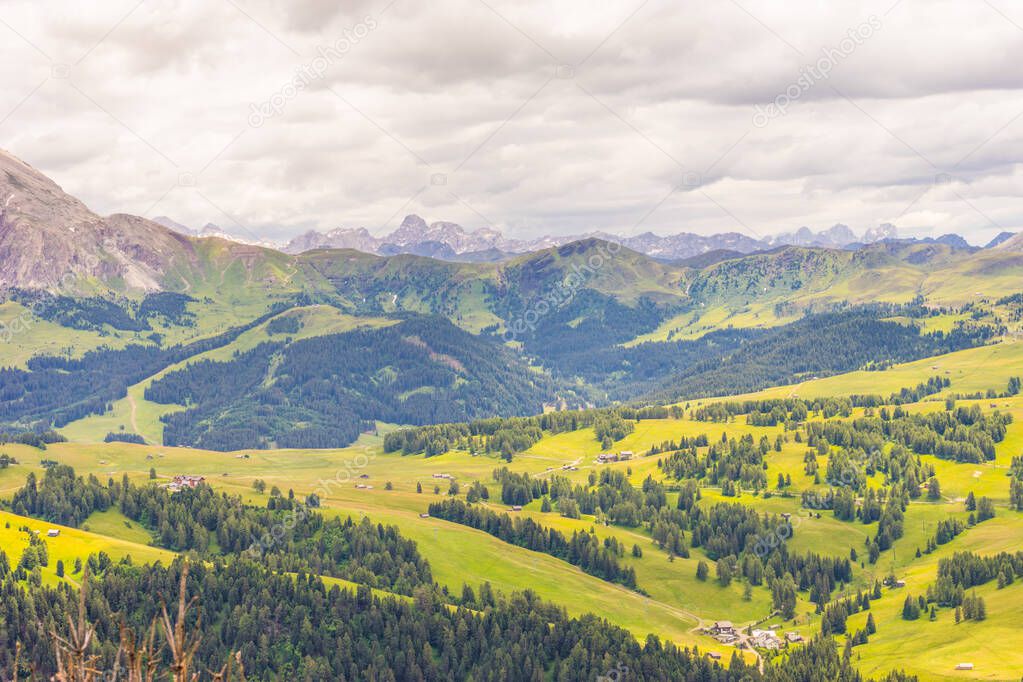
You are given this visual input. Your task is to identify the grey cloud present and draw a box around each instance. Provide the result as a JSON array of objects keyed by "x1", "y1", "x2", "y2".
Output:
[{"x1": 0, "y1": 0, "x2": 1021, "y2": 242}]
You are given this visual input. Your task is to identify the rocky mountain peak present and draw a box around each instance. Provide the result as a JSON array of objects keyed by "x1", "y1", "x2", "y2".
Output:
[{"x1": 0, "y1": 148, "x2": 195, "y2": 291}]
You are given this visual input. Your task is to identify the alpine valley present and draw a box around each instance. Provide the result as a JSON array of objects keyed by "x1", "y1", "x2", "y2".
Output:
[{"x1": 3, "y1": 147, "x2": 1023, "y2": 681}]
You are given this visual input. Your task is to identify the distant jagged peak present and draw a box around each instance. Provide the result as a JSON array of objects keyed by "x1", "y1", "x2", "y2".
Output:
[{"x1": 863, "y1": 222, "x2": 899, "y2": 243}]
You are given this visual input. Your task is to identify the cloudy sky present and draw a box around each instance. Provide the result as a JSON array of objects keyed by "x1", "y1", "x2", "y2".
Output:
[{"x1": 2, "y1": 0, "x2": 1022, "y2": 245}]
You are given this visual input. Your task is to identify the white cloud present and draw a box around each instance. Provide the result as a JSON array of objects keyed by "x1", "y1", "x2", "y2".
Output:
[{"x1": 1, "y1": 0, "x2": 1021, "y2": 245}]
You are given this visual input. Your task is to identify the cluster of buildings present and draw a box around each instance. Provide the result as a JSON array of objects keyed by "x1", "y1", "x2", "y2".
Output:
[
  {"x1": 164, "y1": 475, "x2": 205, "y2": 492},
  {"x1": 595, "y1": 451, "x2": 633, "y2": 464},
  {"x1": 432, "y1": 473, "x2": 454, "y2": 480},
  {"x1": 32, "y1": 529, "x2": 61, "y2": 538},
  {"x1": 706, "y1": 621, "x2": 801, "y2": 651}
]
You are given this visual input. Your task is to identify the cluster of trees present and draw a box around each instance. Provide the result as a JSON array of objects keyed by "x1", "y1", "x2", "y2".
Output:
[
  {"x1": 0, "y1": 555, "x2": 760, "y2": 681},
  {"x1": 546, "y1": 469, "x2": 664, "y2": 527},
  {"x1": 659, "y1": 433, "x2": 772, "y2": 491},
  {"x1": 0, "y1": 429, "x2": 65, "y2": 449},
  {"x1": 821, "y1": 590, "x2": 876, "y2": 637},
  {"x1": 385, "y1": 406, "x2": 662, "y2": 458},
  {"x1": 646, "y1": 433, "x2": 709, "y2": 456},
  {"x1": 9, "y1": 466, "x2": 432, "y2": 594},
  {"x1": 9, "y1": 290, "x2": 196, "y2": 332},
  {"x1": 593, "y1": 412, "x2": 635, "y2": 447},
  {"x1": 877, "y1": 405, "x2": 1011, "y2": 463},
  {"x1": 151, "y1": 317, "x2": 553, "y2": 451},
  {"x1": 265, "y1": 314, "x2": 302, "y2": 335},
  {"x1": 492, "y1": 467, "x2": 546, "y2": 505},
  {"x1": 427, "y1": 499, "x2": 638, "y2": 589},
  {"x1": 0, "y1": 453, "x2": 15, "y2": 468},
  {"x1": 859, "y1": 376, "x2": 950, "y2": 406},
  {"x1": 9, "y1": 465, "x2": 115, "y2": 526},
  {"x1": 103, "y1": 431, "x2": 146, "y2": 444},
  {"x1": 1011, "y1": 456, "x2": 1023, "y2": 510},
  {"x1": 930, "y1": 550, "x2": 1023, "y2": 606},
  {"x1": 811, "y1": 404, "x2": 1010, "y2": 465}
]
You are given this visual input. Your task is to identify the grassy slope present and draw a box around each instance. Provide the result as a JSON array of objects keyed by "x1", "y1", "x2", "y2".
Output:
[
  {"x1": 0, "y1": 508, "x2": 174, "y2": 587},
  {"x1": 59, "y1": 305, "x2": 395, "y2": 443},
  {"x1": 712, "y1": 338, "x2": 1023, "y2": 402}
]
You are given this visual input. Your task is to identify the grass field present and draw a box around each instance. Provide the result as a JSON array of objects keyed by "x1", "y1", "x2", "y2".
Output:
[
  {"x1": 4, "y1": 344, "x2": 1023, "y2": 678},
  {"x1": 0, "y1": 509, "x2": 174, "y2": 587}
]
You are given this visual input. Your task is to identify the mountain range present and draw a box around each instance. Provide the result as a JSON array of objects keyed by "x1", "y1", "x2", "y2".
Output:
[
  {"x1": 277, "y1": 214, "x2": 1006, "y2": 262},
  {"x1": 3, "y1": 148, "x2": 1023, "y2": 301},
  {"x1": 151, "y1": 208, "x2": 1006, "y2": 266}
]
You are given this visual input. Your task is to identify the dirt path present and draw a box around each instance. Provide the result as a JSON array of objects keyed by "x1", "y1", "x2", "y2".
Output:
[{"x1": 128, "y1": 392, "x2": 140, "y2": 434}]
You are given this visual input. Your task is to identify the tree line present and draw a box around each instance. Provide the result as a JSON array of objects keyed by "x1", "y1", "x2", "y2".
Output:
[{"x1": 428, "y1": 498, "x2": 638, "y2": 589}]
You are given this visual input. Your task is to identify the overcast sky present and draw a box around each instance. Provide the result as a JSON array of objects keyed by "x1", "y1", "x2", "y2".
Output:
[{"x1": 2, "y1": 0, "x2": 1022, "y2": 244}]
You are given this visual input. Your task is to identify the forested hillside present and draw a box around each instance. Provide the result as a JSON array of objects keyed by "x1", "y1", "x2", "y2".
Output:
[{"x1": 146, "y1": 316, "x2": 556, "y2": 450}]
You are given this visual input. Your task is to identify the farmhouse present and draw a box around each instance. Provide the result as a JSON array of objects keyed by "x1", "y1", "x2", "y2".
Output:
[
  {"x1": 419, "y1": 513, "x2": 430, "y2": 519},
  {"x1": 708, "y1": 620, "x2": 739, "y2": 643},
  {"x1": 709, "y1": 621, "x2": 734, "y2": 635},
  {"x1": 785, "y1": 632, "x2": 803, "y2": 643},
  {"x1": 955, "y1": 663, "x2": 974, "y2": 671},
  {"x1": 46, "y1": 529, "x2": 60, "y2": 537},
  {"x1": 618, "y1": 451, "x2": 633, "y2": 460},
  {"x1": 511, "y1": 505, "x2": 523, "y2": 511},
  {"x1": 596, "y1": 453, "x2": 618, "y2": 463}
]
